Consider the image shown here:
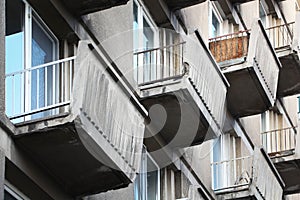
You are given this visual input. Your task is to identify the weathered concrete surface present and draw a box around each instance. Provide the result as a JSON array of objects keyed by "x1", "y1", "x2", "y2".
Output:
[
  {"x1": 224, "y1": 20, "x2": 280, "y2": 118},
  {"x1": 82, "y1": 2, "x2": 135, "y2": 87},
  {"x1": 72, "y1": 41, "x2": 145, "y2": 181},
  {"x1": 15, "y1": 122, "x2": 131, "y2": 197}
]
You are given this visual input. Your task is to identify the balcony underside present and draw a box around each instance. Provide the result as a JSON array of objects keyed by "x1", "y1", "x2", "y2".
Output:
[
  {"x1": 142, "y1": 0, "x2": 205, "y2": 29},
  {"x1": 275, "y1": 159, "x2": 300, "y2": 195},
  {"x1": 225, "y1": 67, "x2": 272, "y2": 118},
  {"x1": 140, "y1": 77, "x2": 221, "y2": 149},
  {"x1": 14, "y1": 120, "x2": 131, "y2": 197},
  {"x1": 61, "y1": 0, "x2": 129, "y2": 15},
  {"x1": 277, "y1": 53, "x2": 300, "y2": 97},
  {"x1": 164, "y1": 0, "x2": 206, "y2": 10}
]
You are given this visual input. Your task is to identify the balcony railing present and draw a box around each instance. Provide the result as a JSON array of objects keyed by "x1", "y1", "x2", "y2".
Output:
[
  {"x1": 211, "y1": 156, "x2": 253, "y2": 191},
  {"x1": 5, "y1": 56, "x2": 75, "y2": 122},
  {"x1": 209, "y1": 30, "x2": 250, "y2": 63},
  {"x1": 265, "y1": 22, "x2": 295, "y2": 50},
  {"x1": 261, "y1": 127, "x2": 297, "y2": 157},
  {"x1": 133, "y1": 42, "x2": 186, "y2": 85}
]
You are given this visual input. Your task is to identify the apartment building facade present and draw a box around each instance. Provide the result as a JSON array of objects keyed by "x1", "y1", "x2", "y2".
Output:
[{"x1": 0, "y1": 0, "x2": 300, "y2": 199}]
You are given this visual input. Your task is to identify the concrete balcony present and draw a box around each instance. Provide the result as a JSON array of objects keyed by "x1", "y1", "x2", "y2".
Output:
[
  {"x1": 6, "y1": 41, "x2": 145, "y2": 197},
  {"x1": 212, "y1": 148, "x2": 284, "y2": 200},
  {"x1": 136, "y1": 31, "x2": 228, "y2": 149},
  {"x1": 265, "y1": 16, "x2": 300, "y2": 97},
  {"x1": 262, "y1": 126, "x2": 300, "y2": 195},
  {"x1": 209, "y1": 20, "x2": 281, "y2": 118}
]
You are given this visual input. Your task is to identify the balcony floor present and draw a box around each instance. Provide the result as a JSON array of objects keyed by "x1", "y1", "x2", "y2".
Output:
[
  {"x1": 274, "y1": 159, "x2": 300, "y2": 195},
  {"x1": 224, "y1": 65, "x2": 272, "y2": 118},
  {"x1": 277, "y1": 52, "x2": 300, "y2": 97},
  {"x1": 14, "y1": 120, "x2": 130, "y2": 197},
  {"x1": 139, "y1": 76, "x2": 221, "y2": 149}
]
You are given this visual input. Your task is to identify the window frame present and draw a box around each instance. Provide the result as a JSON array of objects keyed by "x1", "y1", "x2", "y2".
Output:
[
  {"x1": 209, "y1": 2, "x2": 223, "y2": 38},
  {"x1": 5, "y1": 0, "x2": 59, "y2": 120},
  {"x1": 134, "y1": 147, "x2": 160, "y2": 200}
]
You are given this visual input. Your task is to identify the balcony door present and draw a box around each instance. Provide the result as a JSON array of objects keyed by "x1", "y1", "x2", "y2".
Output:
[
  {"x1": 133, "y1": 0, "x2": 157, "y2": 84},
  {"x1": 5, "y1": 0, "x2": 58, "y2": 120}
]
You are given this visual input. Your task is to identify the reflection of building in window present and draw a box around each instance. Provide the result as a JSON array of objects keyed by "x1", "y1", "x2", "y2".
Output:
[
  {"x1": 211, "y1": 12, "x2": 220, "y2": 38},
  {"x1": 134, "y1": 148, "x2": 160, "y2": 200}
]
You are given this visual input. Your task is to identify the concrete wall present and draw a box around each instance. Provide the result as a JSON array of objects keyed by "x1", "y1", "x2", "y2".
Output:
[
  {"x1": 181, "y1": 1, "x2": 235, "y2": 43},
  {"x1": 82, "y1": 1, "x2": 135, "y2": 87},
  {"x1": 181, "y1": 2, "x2": 209, "y2": 41},
  {"x1": 240, "y1": 115, "x2": 261, "y2": 147},
  {"x1": 279, "y1": 0, "x2": 297, "y2": 23},
  {"x1": 240, "y1": 0, "x2": 259, "y2": 29},
  {"x1": 183, "y1": 140, "x2": 215, "y2": 197}
]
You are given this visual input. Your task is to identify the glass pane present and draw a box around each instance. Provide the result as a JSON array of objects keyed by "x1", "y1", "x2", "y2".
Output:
[
  {"x1": 147, "y1": 156, "x2": 158, "y2": 200},
  {"x1": 143, "y1": 19, "x2": 154, "y2": 82},
  {"x1": 31, "y1": 15, "x2": 56, "y2": 118},
  {"x1": 211, "y1": 12, "x2": 219, "y2": 38},
  {"x1": 133, "y1": 2, "x2": 139, "y2": 82},
  {"x1": 5, "y1": 0, "x2": 25, "y2": 119}
]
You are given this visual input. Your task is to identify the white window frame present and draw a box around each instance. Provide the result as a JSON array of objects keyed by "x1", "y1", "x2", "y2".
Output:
[
  {"x1": 133, "y1": 0, "x2": 159, "y2": 83},
  {"x1": 211, "y1": 134, "x2": 238, "y2": 190},
  {"x1": 134, "y1": 147, "x2": 160, "y2": 200},
  {"x1": 209, "y1": 2, "x2": 223, "y2": 38},
  {"x1": 6, "y1": 0, "x2": 59, "y2": 120}
]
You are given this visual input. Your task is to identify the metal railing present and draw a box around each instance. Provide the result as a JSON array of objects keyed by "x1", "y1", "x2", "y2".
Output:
[
  {"x1": 133, "y1": 42, "x2": 186, "y2": 85},
  {"x1": 265, "y1": 22, "x2": 295, "y2": 50},
  {"x1": 209, "y1": 30, "x2": 250, "y2": 63},
  {"x1": 211, "y1": 156, "x2": 253, "y2": 191},
  {"x1": 5, "y1": 56, "x2": 75, "y2": 122},
  {"x1": 261, "y1": 126, "x2": 297, "y2": 156}
]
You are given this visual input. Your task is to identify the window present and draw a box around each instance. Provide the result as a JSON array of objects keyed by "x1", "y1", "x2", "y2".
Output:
[
  {"x1": 259, "y1": 1, "x2": 268, "y2": 27},
  {"x1": 212, "y1": 134, "x2": 246, "y2": 190},
  {"x1": 211, "y1": 12, "x2": 220, "y2": 38},
  {"x1": 210, "y1": 3, "x2": 221, "y2": 38},
  {"x1": 5, "y1": 0, "x2": 58, "y2": 121},
  {"x1": 133, "y1": 0, "x2": 157, "y2": 83},
  {"x1": 134, "y1": 148, "x2": 160, "y2": 200}
]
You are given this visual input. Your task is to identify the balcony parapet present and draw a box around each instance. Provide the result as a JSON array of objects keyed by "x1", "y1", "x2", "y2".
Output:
[
  {"x1": 72, "y1": 41, "x2": 145, "y2": 181},
  {"x1": 212, "y1": 148, "x2": 284, "y2": 200},
  {"x1": 261, "y1": 126, "x2": 297, "y2": 158}
]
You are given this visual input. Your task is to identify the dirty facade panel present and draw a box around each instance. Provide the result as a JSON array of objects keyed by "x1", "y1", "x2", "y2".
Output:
[{"x1": 72, "y1": 41, "x2": 145, "y2": 181}]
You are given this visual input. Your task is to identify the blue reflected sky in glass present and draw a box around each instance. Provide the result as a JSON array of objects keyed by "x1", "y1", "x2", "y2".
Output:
[{"x1": 5, "y1": 32, "x2": 24, "y2": 117}]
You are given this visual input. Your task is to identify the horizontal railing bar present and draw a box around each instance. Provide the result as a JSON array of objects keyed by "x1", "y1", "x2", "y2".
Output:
[
  {"x1": 208, "y1": 30, "x2": 250, "y2": 41},
  {"x1": 133, "y1": 41, "x2": 186, "y2": 55},
  {"x1": 265, "y1": 22, "x2": 295, "y2": 30},
  {"x1": 211, "y1": 156, "x2": 252, "y2": 165},
  {"x1": 6, "y1": 56, "x2": 76, "y2": 77},
  {"x1": 9, "y1": 101, "x2": 70, "y2": 120},
  {"x1": 261, "y1": 126, "x2": 297, "y2": 134},
  {"x1": 213, "y1": 183, "x2": 250, "y2": 192}
]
